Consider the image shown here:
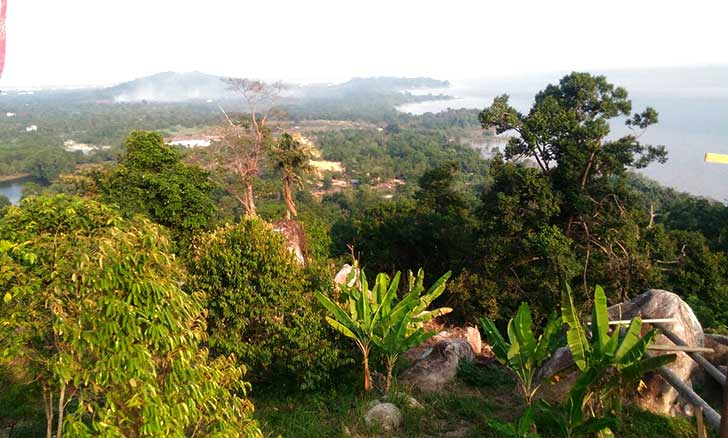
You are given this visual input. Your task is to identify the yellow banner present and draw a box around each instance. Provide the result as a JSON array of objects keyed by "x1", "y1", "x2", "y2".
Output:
[{"x1": 704, "y1": 153, "x2": 728, "y2": 164}]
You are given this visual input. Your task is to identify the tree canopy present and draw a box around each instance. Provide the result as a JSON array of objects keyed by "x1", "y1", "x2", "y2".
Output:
[
  {"x1": 0, "y1": 195, "x2": 259, "y2": 437},
  {"x1": 103, "y1": 131, "x2": 218, "y2": 241}
]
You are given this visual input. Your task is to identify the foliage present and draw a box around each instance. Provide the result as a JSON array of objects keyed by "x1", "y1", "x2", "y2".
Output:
[
  {"x1": 103, "y1": 131, "x2": 218, "y2": 242},
  {"x1": 268, "y1": 132, "x2": 316, "y2": 219},
  {"x1": 456, "y1": 360, "x2": 515, "y2": 388},
  {"x1": 373, "y1": 269, "x2": 452, "y2": 392},
  {"x1": 488, "y1": 406, "x2": 541, "y2": 438},
  {"x1": 315, "y1": 126, "x2": 488, "y2": 184},
  {"x1": 481, "y1": 303, "x2": 562, "y2": 404},
  {"x1": 452, "y1": 158, "x2": 580, "y2": 322},
  {"x1": 460, "y1": 72, "x2": 681, "y2": 323},
  {"x1": 548, "y1": 284, "x2": 676, "y2": 437},
  {"x1": 315, "y1": 265, "x2": 387, "y2": 392},
  {"x1": 340, "y1": 163, "x2": 479, "y2": 283},
  {"x1": 187, "y1": 218, "x2": 346, "y2": 390},
  {"x1": 534, "y1": 370, "x2": 618, "y2": 438},
  {"x1": 0, "y1": 195, "x2": 259, "y2": 437},
  {"x1": 316, "y1": 266, "x2": 451, "y2": 392}
]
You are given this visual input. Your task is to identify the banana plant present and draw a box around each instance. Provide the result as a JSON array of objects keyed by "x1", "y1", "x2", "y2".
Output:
[
  {"x1": 488, "y1": 405, "x2": 541, "y2": 438},
  {"x1": 480, "y1": 303, "x2": 562, "y2": 405},
  {"x1": 374, "y1": 269, "x2": 452, "y2": 392},
  {"x1": 316, "y1": 266, "x2": 394, "y2": 391},
  {"x1": 559, "y1": 284, "x2": 676, "y2": 436},
  {"x1": 535, "y1": 368, "x2": 617, "y2": 438}
]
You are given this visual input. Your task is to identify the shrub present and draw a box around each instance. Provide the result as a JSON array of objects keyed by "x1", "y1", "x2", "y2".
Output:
[
  {"x1": 0, "y1": 195, "x2": 259, "y2": 437},
  {"x1": 187, "y1": 218, "x2": 347, "y2": 389}
]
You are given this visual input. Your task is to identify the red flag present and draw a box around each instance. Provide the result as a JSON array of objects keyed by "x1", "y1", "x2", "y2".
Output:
[{"x1": 0, "y1": 0, "x2": 6, "y2": 79}]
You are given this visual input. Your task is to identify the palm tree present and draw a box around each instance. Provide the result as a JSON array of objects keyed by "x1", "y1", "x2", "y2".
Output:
[{"x1": 269, "y1": 133, "x2": 316, "y2": 220}]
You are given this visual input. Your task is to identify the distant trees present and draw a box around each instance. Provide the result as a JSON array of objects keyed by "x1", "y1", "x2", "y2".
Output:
[
  {"x1": 0, "y1": 195, "x2": 260, "y2": 437},
  {"x1": 219, "y1": 78, "x2": 284, "y2": 215},
  {"x1": 342, "y1": 162, "x2": 478, "y2": 279}
]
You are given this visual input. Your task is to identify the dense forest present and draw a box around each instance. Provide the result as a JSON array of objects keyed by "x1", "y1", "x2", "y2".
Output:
[{"x1": 1, "y1": 72, "x2": 727, "y2": 437}]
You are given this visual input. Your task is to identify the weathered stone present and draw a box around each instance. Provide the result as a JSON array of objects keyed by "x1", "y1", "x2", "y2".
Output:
[
  {"x1": 538, "y1": 289, "x2": 704, "y2": 417},
  {"x1": 382, "y1": 392, "x2": 424, "y2": 410},
  {"x1": 427, "y1": 326, "x2": 484, "y2": 356},
  {"x1": 334, "y1": 264, "x2": 358, "y2": 290},
  {"x1": 272, "y1": 219, "x2": 306, "y2": 265},
  {"x1": 464, "y1": 326, "x2": 482, "y2": 356},
  {"x1": 704, "y1": 335, "x2": 728, "y2": 367},
  {"x1": 401, "y1": 339, "x2": 475, "y2": 393},
  {"x1": 609, "y1": 289, "x2": 703, "y2": 416},
  {"x1": 364, "y1": 402, "x2": 402, "y2": 432}
]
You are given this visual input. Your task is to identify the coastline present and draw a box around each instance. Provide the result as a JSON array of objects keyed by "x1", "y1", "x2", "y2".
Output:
[{"x1": 0, "y1": 173, "x2": 33, "y2": 184}]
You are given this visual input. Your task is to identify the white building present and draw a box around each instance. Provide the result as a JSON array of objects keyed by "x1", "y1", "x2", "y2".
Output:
[
  {"x1": 6, "y1": 112, "x2": 15, "y2": 117},
  {"x1": 25, "y1": 125, "x2": 38, "y2": 132}
]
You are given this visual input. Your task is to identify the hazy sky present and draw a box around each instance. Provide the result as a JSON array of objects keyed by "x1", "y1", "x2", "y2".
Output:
[{"x1": 3, "y1": 0, "x2": 728, "y2": 87}]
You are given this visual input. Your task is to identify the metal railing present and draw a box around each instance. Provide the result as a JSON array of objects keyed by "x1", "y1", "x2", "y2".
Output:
[{"x1": 648, "y1": 322, "x2": 727, "y2": 437}]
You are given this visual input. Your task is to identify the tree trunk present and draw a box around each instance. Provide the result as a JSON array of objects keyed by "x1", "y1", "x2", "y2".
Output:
[
  {"x1": 56, "y1": 385, "x2": 65, "y2": 438},
  {"x1": 43, "y1": 389, "x2": 53, "y2": 438},
  {"x1": 282, "y1": 175, "x2": 297, "y2": 220},
  {"x1": 384, "y1": 355, "x2": 397, "y2": 394},
  {"x1": 363, "y1": 348, "x2": 372, "y2": 392},
  {"x1": 242, "y1": 181, "x2": 256, "y2": 216}
]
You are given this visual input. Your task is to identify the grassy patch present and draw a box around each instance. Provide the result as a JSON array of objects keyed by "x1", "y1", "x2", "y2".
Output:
[
  {"x1": 253, "y1": 370, "x2": 711, "y2": 438},
  {"x1": 457, "y1": 359, "x2": 514, "y2": 388},
  {"x1": 619, "y1": 406, "x2": 717, "y2": 438}
]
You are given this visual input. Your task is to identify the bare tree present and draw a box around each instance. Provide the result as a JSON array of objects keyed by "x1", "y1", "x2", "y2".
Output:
[{"x1": 218, "y1": 78, "x2": 284, "y2": 215}]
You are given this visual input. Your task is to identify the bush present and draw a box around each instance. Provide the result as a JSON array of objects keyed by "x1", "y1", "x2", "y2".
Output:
[
  {"x1": 0, "y1": 195, "x2": 259, "y2": 437},
  {"x1": 187, "y1": 218, "x2": 347, "y2": 389}
]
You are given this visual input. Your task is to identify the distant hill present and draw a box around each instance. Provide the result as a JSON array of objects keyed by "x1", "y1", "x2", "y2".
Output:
[
  {"x1": 106, "y1": 73, "x2": 450, "y2": 103},
  {"x1": 293, "y1": 77, "x2": 450, "y2": 99},
  {"x1": 108, "y1": 71, "x2": 232, "y2": 102}
]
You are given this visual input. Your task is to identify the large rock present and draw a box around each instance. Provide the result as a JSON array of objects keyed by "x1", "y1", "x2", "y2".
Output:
[
  {"x1": 400, "y1": 339, "x2": 475, "y2": 393},
  {"x1": 703, "y1": 334, "x2": 728, "y2": 368},
  {"x1": 430, "y1": 326, "x2": 483, "y2": 356},
  {"x1": 364, "y1": 402, "x2": 402, "y2": 432},
  {"x1": 538, "y1": 290, "x2": 704, "y2": 417},
  {"x1": 272, "y1": 219, "x2": 306, "y2": 265}
]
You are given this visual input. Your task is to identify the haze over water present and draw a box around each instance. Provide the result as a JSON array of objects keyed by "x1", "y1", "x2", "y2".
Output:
[{"x1": 397, "y1": 67, "x2": 728, "y2": 202}]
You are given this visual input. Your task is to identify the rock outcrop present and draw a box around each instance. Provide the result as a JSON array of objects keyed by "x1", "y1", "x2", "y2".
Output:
[
  {"x1": 272, "y1": 219, "x2": 306, "y2": 265},
  {"x1": 538, "y1": 289, "x2": 704, "y2": 417},
  {"x1": 364, "y1": 402, "x2": 402, "y2": 432},
  {"x1": 400, "y1": 339, "x2": 475, "y2": 393}
]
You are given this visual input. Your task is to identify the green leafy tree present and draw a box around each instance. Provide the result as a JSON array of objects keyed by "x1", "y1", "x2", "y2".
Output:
[
  {"x1": 0, "y1": 195, "x2": 259, "y2": 438},
  {"x1": 0, "y1": 194, "x2": 10, "y2": 211},
  {"x1": 187, "y1": 218, "x2": 345, "y2": 390},
  {"x1": 103, "y1": 131, "x2": 217, "y2": 242},
  {"x1": 555, "y1": 284, "x2": 676, "y2": 436},
  {"x1": 315, "y1": 266, "x2": 386, "y2": 392},
  {"x1": 480, "y1": 303, "x2": 562, "y2": 405},
  {"x1": 269, "y1": 133, "x2": 316, "y2": 220},
  {"x1": 316, "y1": 267, "x2": 451, "y2": 392},
  {"x1": 373, "y1": 269, "x2": 452, "y2": 392},
  {"x1": 454, "y1": 158, "x2": 579, "y2": 322},
  {"x1": 479, "y1": 73, "x2": 666, "y2": 221},
  {"x1": 347, "y1": 163, "x2": 478, "y2": 282},
  {"x1": 467, "y1": 73, "x2": 670, "y2": 318}
]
